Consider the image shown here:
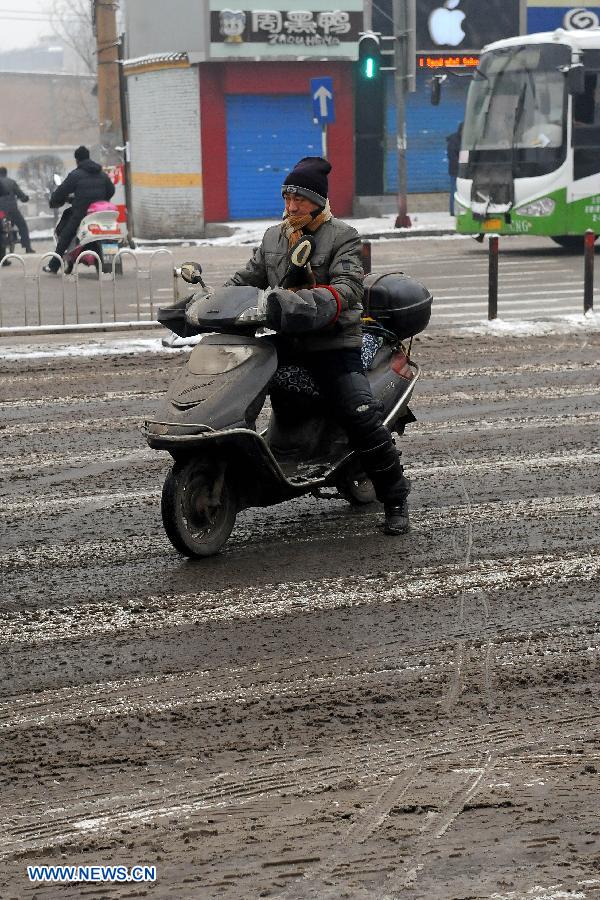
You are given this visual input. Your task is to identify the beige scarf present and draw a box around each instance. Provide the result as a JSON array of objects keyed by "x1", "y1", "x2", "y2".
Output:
[{"x1": 281, "y1": 199, "x2": 332, "y2": 248}]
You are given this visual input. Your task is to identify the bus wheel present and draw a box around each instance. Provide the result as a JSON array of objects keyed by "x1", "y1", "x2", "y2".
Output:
[{"x1": 550, "y1": 235, "x2": 588, "y2": 250}]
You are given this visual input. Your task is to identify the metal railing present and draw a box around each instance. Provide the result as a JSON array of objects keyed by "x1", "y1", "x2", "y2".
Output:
[
  {"x1": 486, "y1": 232, "x2": 595, "y2": 320},
  {"x1": 0, "y1": 248, "x2": 175, "y2": 331}
]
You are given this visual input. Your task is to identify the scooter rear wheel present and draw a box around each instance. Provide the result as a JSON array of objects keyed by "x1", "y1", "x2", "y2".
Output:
[{"x1": 161, "y1": 458, "x2": 237, "y2": 558}]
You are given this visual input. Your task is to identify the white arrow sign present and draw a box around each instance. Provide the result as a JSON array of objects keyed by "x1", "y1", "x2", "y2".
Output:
[{"x1": 314, "y1": 85, "x2": 333, "y2": 117}]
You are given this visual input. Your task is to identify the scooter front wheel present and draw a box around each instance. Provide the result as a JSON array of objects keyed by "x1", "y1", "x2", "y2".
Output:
[{"x1": 161, "y1": 458, "x2": 237, "y2": 558}]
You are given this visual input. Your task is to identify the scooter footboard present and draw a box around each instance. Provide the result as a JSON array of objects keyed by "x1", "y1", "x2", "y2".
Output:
[{"x1": 143, "y1": 426, "x2": 320, "y2": 508}]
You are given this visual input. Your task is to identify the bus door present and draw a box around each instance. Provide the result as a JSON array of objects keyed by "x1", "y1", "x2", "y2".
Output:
[{"x1": 572, "y1": 49, "x2": 600, "y2": 198}]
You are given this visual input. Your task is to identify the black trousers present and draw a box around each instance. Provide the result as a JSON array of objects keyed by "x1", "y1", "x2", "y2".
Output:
[
  {"x1": 0, "y1": 202, "x2": 31, "y2": 251},
  {"x1": 9, "y1": 208, "x2": 32, "y2": 250},
  {"x1": 282, "y1": 347, "x2": 410, "y2": 505},
  {"x1": 47, "y1": 208, "x2": 83, "y2": 271}
]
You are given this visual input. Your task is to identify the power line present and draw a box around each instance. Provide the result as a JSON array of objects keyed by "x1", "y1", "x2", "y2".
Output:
[
  {"x1": 0, "y1": 13, "x2": 81, "y2": 19},
  {"x1": 0, "y1": 8, "x2": 82, "y2": 19}
]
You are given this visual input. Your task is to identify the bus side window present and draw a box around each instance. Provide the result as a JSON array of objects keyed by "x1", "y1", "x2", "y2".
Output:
[{"x1": 573, "y1": 72, "x2": 600, "y2": 179}]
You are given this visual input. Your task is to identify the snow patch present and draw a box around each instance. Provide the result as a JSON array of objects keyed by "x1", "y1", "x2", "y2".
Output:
[
  {"x1": 136, "y1": 211, "x2": 456, "y2": 248},
  {"x1": 0, "y1": 337, "x2": 191, "y2": 361},
  {"x1": 458, "y1": 309, "x2": 600, "y2": 336}
]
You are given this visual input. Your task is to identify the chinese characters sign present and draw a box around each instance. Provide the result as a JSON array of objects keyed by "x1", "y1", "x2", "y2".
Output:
[{"x1": 209, "y1": 3, "x2": 362, "y2": 58}]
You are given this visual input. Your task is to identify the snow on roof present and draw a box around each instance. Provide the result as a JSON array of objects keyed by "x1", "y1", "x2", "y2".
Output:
[{"x1": 123, "y1": 52, "x2": 189, "y2": 69}]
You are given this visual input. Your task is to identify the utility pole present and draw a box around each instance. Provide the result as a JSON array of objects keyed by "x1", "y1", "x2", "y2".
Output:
[
  {"x1": 93, "y1": 0, "x2": 122, "y2": 161},
  {"x1": 392, "y1": 0, "x2": 414, "y2": 228}
]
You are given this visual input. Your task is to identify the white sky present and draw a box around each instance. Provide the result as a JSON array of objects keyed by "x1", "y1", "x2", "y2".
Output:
[{"x1": 0, "y1": 0, "x2": 56, "y2": 51}]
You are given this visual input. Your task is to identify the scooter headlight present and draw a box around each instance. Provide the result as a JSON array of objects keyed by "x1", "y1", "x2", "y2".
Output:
[{"x1": 516, "y1": 197, "x2": 556, "y2": 217}]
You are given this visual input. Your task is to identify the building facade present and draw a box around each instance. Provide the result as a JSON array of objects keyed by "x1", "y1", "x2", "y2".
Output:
[
  {"x1": 123, "y1": 1, "x2": 360, "y2": 237},
  {"x1": 373, "y1": 0, "x2": 523, "y2": 197},
  {"x1": 127, "y1": 1, "x2": 593, "y2": 233}
]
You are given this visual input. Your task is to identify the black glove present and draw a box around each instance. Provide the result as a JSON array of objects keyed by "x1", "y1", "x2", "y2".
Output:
[{"x1": 265, "y1": 287, "x2": 340, "y2": 334}]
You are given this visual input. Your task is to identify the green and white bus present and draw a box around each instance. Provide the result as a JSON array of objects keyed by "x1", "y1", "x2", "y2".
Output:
[{"x1": 448, "y1": 29, "x2": 600, "y2": 247}]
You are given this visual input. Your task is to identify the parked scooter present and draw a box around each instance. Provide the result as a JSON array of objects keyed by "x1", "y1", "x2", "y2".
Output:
[
  {"x1": 50, "y1": 176, "x2": 123, "y2": 275},
  {"x1": 0, "y1": 207, "x2": 19, "y2": 263},
  {"x1": 144, "y1": 241, "x2": 432, "y2": 558},
  {"x1": 0, "y1": 211, "x2": 10, "y2": 264}
]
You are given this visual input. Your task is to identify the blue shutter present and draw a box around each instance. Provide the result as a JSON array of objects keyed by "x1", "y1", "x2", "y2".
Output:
[
  {"x1": 385, "y1": 69, "x2": 467, "y2": 193},
  {"x1": 226, "y1": 95, "x2": 320, "y2": 219}
]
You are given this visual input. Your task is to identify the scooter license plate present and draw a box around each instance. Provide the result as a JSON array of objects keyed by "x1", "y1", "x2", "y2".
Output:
[{"x1": 101, "y1": 242, "x2": 118, "y2": 255}]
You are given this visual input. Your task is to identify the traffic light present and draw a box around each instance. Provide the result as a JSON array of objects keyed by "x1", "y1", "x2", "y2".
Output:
[{"x1": 358, "y1": 31, "x2": 381, "y2": 80}]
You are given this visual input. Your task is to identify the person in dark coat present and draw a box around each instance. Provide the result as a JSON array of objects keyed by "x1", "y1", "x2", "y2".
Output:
[
  {"x1": 224, "y1": 156, "x2": 411, "y2": 535},
  {"x1": 446, "y1": 122, "x2": 463, "y2": 216},
  {"x1": 0, "y1": 166, "x2": 34, "y2": 253},
  {"x1": 43, "y1": 146, "x2": 115, "y2": 273}
]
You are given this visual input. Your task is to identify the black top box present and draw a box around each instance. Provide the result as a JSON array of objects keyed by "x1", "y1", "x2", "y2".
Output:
[{"x1": 363, "y1": 272, "x2": 433, "y2": 339}]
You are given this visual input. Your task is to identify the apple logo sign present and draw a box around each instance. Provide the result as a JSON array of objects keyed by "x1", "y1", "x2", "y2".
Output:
[{"x1": 428, "y1": 0, "x2": 466, "y2": 47}]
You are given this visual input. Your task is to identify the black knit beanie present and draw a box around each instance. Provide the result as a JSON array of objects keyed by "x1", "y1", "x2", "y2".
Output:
[
  {"x1": 74, "y1": 145, "x2": 90, "y2": 162},
  {"x1": 282, "y1": 157, "x2": 331, "y2": 208}
]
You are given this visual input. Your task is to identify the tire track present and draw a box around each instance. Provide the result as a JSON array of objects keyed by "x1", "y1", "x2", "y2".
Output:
[
  {"x1": 3, "y1": 486, "x2": 599, "y2": 523},
  {"x1": 0, "y1": 380, "x2": 597, "y2": 416},
  {"x1": 0, "y1": 389, "x2": 160, "y2": 411},
  {"x1": 2, "y1": 620, "x2": 599, "y2": 732},
  {"x1": 2, "y1": 491, "x2": 599, "y2": 568},
  {"x1": 1, "y1": 444, "x2": 598, "y2": 481},
  {"x1": 3, "y1": 718, "x2": 598, "y2": 867},
  {"x1": 1, "y1": 544, "x2": 598, "y2": 635},
  {"x1": 381, "y1": 756, "x2": 494, "y2": 898},
  {"x1": 418, "y1": 383, "x2": 600, "y2": 406}
]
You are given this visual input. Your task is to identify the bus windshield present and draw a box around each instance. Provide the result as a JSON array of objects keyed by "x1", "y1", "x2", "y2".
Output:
[{"x1": 462, "y1": 43, "x2": 570, "y2": 176}]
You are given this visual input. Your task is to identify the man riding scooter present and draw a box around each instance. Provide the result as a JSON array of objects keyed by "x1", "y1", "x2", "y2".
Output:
[
  {"x1": 0, "y1": 166, "x2": 34, "y2": 254},
  {"x1": 223, "y1": 156, "x2": 411, "y2": 535},
  {"x1": 43, "y1": 145, "x2": 115, "y2": 274}
]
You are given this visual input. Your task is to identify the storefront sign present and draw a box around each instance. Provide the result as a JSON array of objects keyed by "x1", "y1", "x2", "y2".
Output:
[
  {"x1": 417, "y1": 0, "x2": 520, "y2": 52},
  {"x1": 527, "y1": 1, "x2": 600, "y2": 33},
  {"x1": 209, "y1": 2, "x2": 362, "y2": 58}
]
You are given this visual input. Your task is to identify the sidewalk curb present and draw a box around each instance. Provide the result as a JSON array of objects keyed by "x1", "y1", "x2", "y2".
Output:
[
  {"x1": 132, "y1": 227, "x2": 458, "y2": 246},
  {"x1": 0, "y1": 321, "x2": 161, "y2": 338},
  {"x1": 29, "y1": 227, "x2": 458, "y2": 248},
  {"x1": 361, "y1": 227, "x2": 457, "y2": 241}
]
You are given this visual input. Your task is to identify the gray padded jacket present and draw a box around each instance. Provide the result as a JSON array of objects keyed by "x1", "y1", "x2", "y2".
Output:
[{"x1": 224, "y1": 217, "x2": 364, "y2": 351}]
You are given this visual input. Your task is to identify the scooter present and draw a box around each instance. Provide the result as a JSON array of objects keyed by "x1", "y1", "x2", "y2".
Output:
[
  {"x1": 144, "y1": 240, "x2": 432, "y2": 558},
  {"x1": 54, "y1": 200, "x2": 123, "y2": 275},
  {"x1": 0, "y1": 211, "x2": 10, "y2": 264}
]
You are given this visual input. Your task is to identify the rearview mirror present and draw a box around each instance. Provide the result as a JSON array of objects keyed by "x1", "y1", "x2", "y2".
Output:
[{"x1": 180, "y1": 261, "x2": 204, "y2": 284}]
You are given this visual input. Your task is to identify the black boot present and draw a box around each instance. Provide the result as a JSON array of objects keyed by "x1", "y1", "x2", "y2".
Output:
[
  {"x1": 359, "y1": 441, "x2": 411, "y2": 535},
  {"x1": 384, "y1": 498, "x2": 410, "y2": 535}
]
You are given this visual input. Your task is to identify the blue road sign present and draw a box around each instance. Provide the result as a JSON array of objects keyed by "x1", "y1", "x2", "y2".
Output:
[{"x1": 311, "y1": 77, "x2": 335, "y2": 125}]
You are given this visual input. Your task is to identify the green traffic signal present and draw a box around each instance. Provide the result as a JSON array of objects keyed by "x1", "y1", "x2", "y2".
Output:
[{"x1": 358, "y1": 32, "x2": 381, "y2": 80}]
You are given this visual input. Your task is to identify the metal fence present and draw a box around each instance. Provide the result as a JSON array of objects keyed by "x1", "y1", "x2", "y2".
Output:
[{"x1": 0, "y1": 249, "x2": 176, "y2": 331}]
